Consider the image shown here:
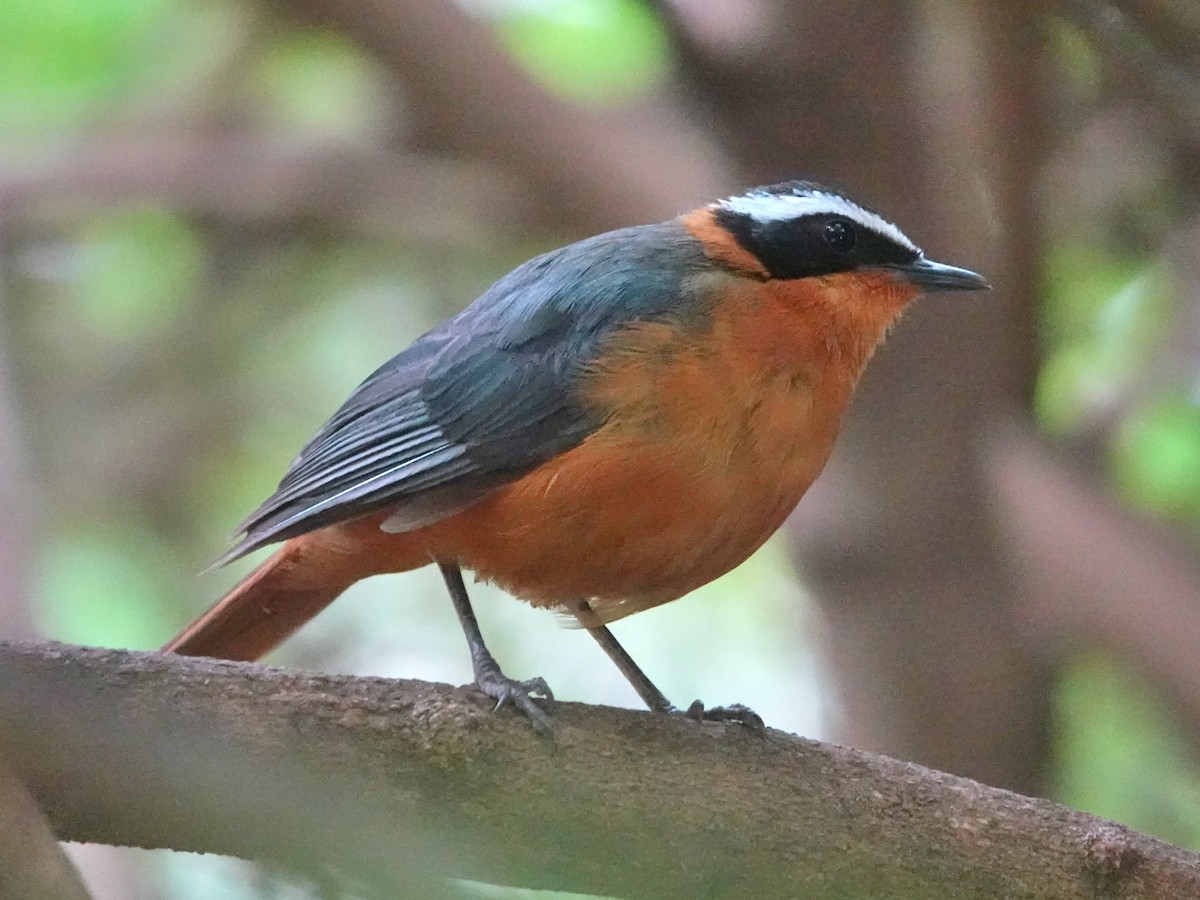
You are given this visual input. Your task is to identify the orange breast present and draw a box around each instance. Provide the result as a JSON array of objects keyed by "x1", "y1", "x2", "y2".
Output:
[
  {"x1": 441, "y1": 388, "x2": 831, "y2": 623},
  {"x1": 318, "y1": 270, "x2": 918, "y2": 622},
  {"x1": 377, "y1": 272, "x2": 915, "y2": 623}
]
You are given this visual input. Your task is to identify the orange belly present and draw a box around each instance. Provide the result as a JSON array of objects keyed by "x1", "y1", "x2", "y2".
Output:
[
  {"x1": 317, "y1": 272, "x2": 907, "y2": 623},
  {"x1": 428, "y1": 411, "x2": 833, "y2": 622},
  {"x1": 380, "y1": 298, "x2": 857, "y2": 619}
]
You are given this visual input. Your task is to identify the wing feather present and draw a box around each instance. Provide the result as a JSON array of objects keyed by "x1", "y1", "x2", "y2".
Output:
[{"x1": 218, "y1": 221, "x2": 708, "y2": 564}]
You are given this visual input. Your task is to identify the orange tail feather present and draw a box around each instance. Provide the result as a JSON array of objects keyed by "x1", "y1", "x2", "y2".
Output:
[{"x1": 163, "y1": 539, "x2": 353, "y2": 662}]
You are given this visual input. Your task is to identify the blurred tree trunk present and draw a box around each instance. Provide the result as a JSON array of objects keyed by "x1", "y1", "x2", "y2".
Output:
[
  {"x1": 662, "y1": 0, "x2": 1051, "y2": 792},
  {"x1": 0, "y1": 237, "x2": 36, "y2": 639}
]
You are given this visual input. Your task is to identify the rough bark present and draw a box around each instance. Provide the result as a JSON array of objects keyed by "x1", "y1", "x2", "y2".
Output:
[{"x1": 3, "y1": 640, "x2": 1199, "y2": 899}]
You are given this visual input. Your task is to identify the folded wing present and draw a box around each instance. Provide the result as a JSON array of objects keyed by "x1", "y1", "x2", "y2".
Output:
[{"x1": 219, "y1": 222, "x2": 704, "y2": 564}]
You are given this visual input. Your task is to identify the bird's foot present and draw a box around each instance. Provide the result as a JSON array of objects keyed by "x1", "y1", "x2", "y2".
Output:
[
  {"x1": 681, "y1": 700, "x2": 765, "y2": 732},
  {"x1": 473, "y1": 663, "x2": 555, "y2": 734}
]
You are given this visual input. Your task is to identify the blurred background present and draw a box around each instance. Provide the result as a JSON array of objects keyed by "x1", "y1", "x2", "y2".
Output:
[{"x1": 2, "y1": 0, "x2": 1200, "y2": 896}]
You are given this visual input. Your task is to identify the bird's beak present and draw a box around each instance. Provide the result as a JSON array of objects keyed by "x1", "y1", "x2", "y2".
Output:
[{"x1": 886, "y1": 257, "x2": 991, "y2": 292}]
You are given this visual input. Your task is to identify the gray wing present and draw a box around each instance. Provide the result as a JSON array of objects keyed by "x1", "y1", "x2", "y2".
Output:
[{"x1": 219, "y1": 221, "x2": 708, "y2": 563}]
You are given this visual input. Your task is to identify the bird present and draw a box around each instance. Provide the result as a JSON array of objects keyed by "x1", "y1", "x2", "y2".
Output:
[{"x1": 163, "y1": 180, "x2": 989, "y2": 732}]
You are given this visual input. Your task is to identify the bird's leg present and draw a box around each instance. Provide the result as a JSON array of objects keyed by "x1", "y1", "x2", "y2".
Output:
[
  {"x1": 439, "y1": 562, "x2": 553, "y2": 732},
  {"x1": 577, "y1": 600, "x2": 765, "y2": 731},
  {"x1": 580, "y1": 609, "x2": 674, "y2": 713}
]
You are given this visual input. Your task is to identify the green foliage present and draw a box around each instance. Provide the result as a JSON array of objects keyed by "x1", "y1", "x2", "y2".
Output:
[
  {"x1": 1111, "y1": 394, "x2": 1200, "y2": 521},
  {"x1": 250, "y1": 29, "x2": 390, "y2": 141},
  {"x1": 1056, "y1": 654, "x2": 1200, "y2": 848},
  {"x1": 67, "y1": 205, "x2": 203, "y2": 341},
  {"x1": 1036, "y1": 171, "x2": 1200, "y2": 853},
  {"x1": 1046, "y1": 18, "x2": 1103, "y2": 97},
  {"x1": 1034, "y1": 244, "x2": 1170, "y2": 435},
  {"x1": 481, "y1": 0, "x2": 670, "y2": 102},
  {"x1": 34, "y1": 527, "x2": 179, "y2": 649},
  {"x1": 1033, "y1": 183, "x2": 1200, "y2": 532},
  {"x1": 0, "y1": 0, "x2": 167, "y2": 137}
]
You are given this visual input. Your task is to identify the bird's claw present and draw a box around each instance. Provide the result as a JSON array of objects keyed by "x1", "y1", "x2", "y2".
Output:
[
  {"x1": 475, "y1": 671, "x2": 554, "y2": 733},
  {"x1": 682, "y1": 700, "x2": 765, "y2": 732}
]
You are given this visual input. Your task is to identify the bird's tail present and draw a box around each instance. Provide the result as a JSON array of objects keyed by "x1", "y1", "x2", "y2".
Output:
[{"x1": 163, "y1": 538, "x2": 353, "y2": 662}]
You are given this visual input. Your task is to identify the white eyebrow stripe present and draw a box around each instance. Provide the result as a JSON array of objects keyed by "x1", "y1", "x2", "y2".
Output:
[{"x1": 716, "y1": 190, "x2": 919, "y2": 253}]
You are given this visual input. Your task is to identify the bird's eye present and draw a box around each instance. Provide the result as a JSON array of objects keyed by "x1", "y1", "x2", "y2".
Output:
[{"x1": 823, "y1": 219, "x2": 857, "y2": 253}]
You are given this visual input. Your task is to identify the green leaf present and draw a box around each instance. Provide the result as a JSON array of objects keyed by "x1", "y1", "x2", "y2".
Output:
[
  {"x1": 1040, "y1": 244, "x2": 1162, "y2": 347},
  {"x1": 1056, "y1": 654, "x2": 1200, "y2": 848},
  {"x1": 1046, "y1": 18, "x2": 1103, "y2": 96},
  {"x1": 1034, "y1": 342, "x2": 1119, "y2": 435},
  {"x1": 34, "y1": 528, "x2": 178, "y2": 649},
  {"x1": 68, "y1": 205, "x2": 203, "y2": 341},
  {"x1": 1110, "y1": 394, "x2": 1200, "y2": 520},
  {"x1": 1034, "y1": 244, "x2": 1170, "y2": 433},
  {"x1": 481, "y1": 0, "x2": 670, "y2": 103},
  {"x1": 250, "y1": 28, "x2": 389, "y2": 141},
  {"x1": 0, "y1": 0, "x2": 167, "y2": 137}
]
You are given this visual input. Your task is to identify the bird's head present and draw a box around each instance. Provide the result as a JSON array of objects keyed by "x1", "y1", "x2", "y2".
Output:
[
  {"x1": 675, "y1": 180, "x2": 989, "y2": 373},
  {"x1": 683, "y1": 179, "x2": 989, "y2": 296}
]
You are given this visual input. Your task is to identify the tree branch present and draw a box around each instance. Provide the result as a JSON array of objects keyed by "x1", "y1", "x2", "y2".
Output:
[
  {"x1": 0, "y1": 132, "x2": 530, "y2": 238},
  {"x1": 2, "y1": 641, "x2": 1198, "y2": 898}
]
